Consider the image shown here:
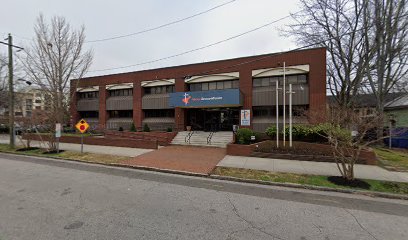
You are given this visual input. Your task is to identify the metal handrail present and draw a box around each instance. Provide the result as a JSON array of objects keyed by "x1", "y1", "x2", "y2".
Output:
[
  {"x1": 207, "y1": 131, "x2": 215, "y2": 145},
  {"x1": 185, "y1": 131, "x2": 194, "y2": 144}
]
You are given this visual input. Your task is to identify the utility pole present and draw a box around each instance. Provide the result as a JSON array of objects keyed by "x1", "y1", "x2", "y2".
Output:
[
  {"x1": 1, "y1": 34, "x2": 24, "y2": 148},
  {"x1": 8, "y1": 34, "x2": 15, "y2": 148}
]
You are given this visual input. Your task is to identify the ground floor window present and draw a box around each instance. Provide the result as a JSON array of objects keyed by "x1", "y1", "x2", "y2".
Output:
[
  {"x1": 79, "y1": 111, "x2": 99, "y2": 118},
  {"x1": 144, "y1": 109, "x2": 175, "y2": 118},
  {"x1": 108, "y1": 110, "x2": 132, "y2": 118}
]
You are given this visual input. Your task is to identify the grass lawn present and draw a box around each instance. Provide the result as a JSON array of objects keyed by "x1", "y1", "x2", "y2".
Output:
[
  {"x1": 213, "y1": 167, "x2": 408, "y2": 195},
  {"x1": 373, "y1": 147, "x2": 408, "y2": 171},
  {"x1": 0, "y1": 144, "x2": 131, "y2": 165}
]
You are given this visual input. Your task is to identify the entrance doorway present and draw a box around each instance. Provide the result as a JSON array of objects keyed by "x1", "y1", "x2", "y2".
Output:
[{"x1": 187, "y1": 108, "x2": 239, "y2": 131}]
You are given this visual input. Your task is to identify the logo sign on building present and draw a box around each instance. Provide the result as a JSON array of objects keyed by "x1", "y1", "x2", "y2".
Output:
[
  {"x1": 55, "y1": 123, "x2": 62, "y2": 138},
  {"x1": 240, "y1": 109, "x2": 250, "y2": 126},
  {"x1": 169, "y1": 89, "x2": 241, "y2": 108},
  {"x1": 75, "y1": 119, "x2": 89, "y2": 134}
]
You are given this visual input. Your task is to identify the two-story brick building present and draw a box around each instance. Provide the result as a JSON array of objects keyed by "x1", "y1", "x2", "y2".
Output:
[{"x1": 70, "y1": 47, "x2": 326, "y2": 132}]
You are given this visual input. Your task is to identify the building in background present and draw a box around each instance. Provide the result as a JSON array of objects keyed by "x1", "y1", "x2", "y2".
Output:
[
  {"x1": 327, "y1": 92, "x2": 408, "y2": 128},
  {"x1": 0, "y1": 88, "x2": 51, "y2": 124},
  {"x1": 70, "y1": 47, "x2": 327, "y2": 132}
]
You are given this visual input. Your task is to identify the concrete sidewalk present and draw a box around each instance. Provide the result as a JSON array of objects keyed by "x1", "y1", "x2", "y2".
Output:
[
  {"x1": 218, "y1": 155, "x2": 408, "y2": 183},
  {"x1": 0, "y1": 134, "x2": 152, "y2": 157}
]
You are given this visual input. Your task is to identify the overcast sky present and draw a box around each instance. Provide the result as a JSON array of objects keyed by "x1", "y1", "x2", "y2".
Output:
[{"x1": 1, "y1": 0, "x2": 300, "y2": 77}]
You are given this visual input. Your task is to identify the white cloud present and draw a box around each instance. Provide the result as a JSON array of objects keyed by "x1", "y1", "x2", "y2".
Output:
[{"x1": 0, "y1": 0, "x2": 300, "y2": 77}]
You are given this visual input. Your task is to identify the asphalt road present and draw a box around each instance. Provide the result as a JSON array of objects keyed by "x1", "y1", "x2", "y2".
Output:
[{"x1": 0, "y1": 153, "x2": 407, "y2": 240}]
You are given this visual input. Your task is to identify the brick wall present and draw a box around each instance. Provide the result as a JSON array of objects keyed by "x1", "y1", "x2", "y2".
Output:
[
  {"x1": 227, "y1": 141, "x2": 377, "y2": 165},
  {"x1": 104, "y1": 130, "x2": 177, "y2": 146},
  {"x1": 23, "y1": 134, "x2": 158, "y2": 149},
  {"x1": 71, "y1": 47, "x2": 327, "y2": 131}
]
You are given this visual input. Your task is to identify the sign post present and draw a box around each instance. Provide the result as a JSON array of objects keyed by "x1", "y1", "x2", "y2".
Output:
[
  {"x1": 75, "y1": 119, "x2": 89, "y2": 154},
  {"x1": 55, "y1": 123, "x2": 61, "y2": 153}
]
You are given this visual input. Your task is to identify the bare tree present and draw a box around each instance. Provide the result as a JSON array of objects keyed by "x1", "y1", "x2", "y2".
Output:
[
  {"x1": 0, "y1": 54, "x2": 9, "y2": 110},
  {"x1": 324, "y1": 105, "x2": 385, "y2": 181},
  {"x1": 362, "y1": 0, "x2": 408, "y2": 135},
  {"x1": 285, "y1": 0, "x2": 371, "y2": 108},
  {"x1": 21, "y1": 14, "x2": 93, "y2": 151}
]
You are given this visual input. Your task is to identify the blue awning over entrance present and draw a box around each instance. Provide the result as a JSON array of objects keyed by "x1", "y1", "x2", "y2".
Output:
[{"x1": 169, "y1": 89, "x2": 242, "y2": 108}]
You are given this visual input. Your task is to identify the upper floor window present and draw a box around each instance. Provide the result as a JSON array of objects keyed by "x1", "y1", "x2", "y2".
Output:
[
  {"x1": 189, "y1": 80, "x2": 239, "y2": 92},
  {"x1": 109, "y1": 88, "x2": 133, "y2": 97},
  {"x1": 253, "y1": 74, "x2": 308, "y2": 87},
  {"x1": 78, "y1": 91, "x2": 99, "y2": 99},
  {"x1": 144, "y1": 85, "x2": 175, "y2": 95}
]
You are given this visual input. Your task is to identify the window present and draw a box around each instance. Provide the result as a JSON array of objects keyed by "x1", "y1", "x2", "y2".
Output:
[
  {"x1": 232, "y1": 80, "x2": 239, "y2": 88},
  {"x1": 108, "y1": 110, "x2": 133, "y2": 118},
  {"x1": 253, "y1": 74, "x2": 308, "y2": 87},
  {"x1": 144, "y1": 85, "x2": 175, "y2": 95},
  {"x1": 216, "y1": 81, "x2": 224, "y2": 90},
  {"x1": 224, "y1": 81, "x2": 232, "y2": 89},
  {"x1": 144, "y1": 109, "x2": 175, "y2": 118},
  {"x1": 208, "y1": 82, "x2": 217, "y2": 90},
  {"x1": 26, "y1": 111, "x2": 32, "y2": 117},
  {"x1": 78, "y1": 91, "x2": 99, "y2": 99},
  {"x1": 79, "y1": 111, "x2": 99, "y2": 118},
  {"x1": 109, "y1": 88, "x2": 133, "y2": 97},
  {"x1": 35, "y1": 106, "x2": 41, "y2": 110},
  {"x1": 35, "y1": 99, "x2": 42, "y2": 103},
  {"x1": 189, "y1": 80, "x2": 239, "y2": 91}
]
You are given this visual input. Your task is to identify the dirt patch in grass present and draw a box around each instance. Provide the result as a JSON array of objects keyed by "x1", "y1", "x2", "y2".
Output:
[
  {"x1": 374, "y1": 147, "x2": 408, "y2": 172},
  {"x1": 15, "y1": 147, "x2": 40, "y2": 151},
  {"x1": 0, "y1": 143, "x2": 131, "y2": 165},
  {"x1": 213, "y1": 167, "x2": 408, "y2": 195},
  {"x1": 57, "y1": 151, "x2": 132, "y2": 164}
]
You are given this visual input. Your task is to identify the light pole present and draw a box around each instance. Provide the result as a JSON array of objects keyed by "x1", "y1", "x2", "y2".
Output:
[{"x1": 0, "y1": 34, "x2": 24, "y2": 148}]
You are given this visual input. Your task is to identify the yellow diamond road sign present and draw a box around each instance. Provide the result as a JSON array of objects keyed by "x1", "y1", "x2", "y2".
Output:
[{"x1": 75, "y1": 119, "x2": 90, "y2": 134}]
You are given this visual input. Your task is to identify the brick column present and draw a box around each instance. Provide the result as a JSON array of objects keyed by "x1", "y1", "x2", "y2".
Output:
[
  {"x1": 175, "y1": 77, "x2": 187, "y2": 131},
  {"x1": 133, "y1": 81, "x2": 143, "y2": 130},
  {"x1": 98, "y1": 85, "x2": 107, "y2": 129},
  {"x1": 239, "y1": 68, "x2": 253, "y2": 129},
  {"x1": 69, "y1": 81, "x2": 80, "y2": 127},
  {"x1": 308, "y1": 48, "x2": 327, "y2": 123}
]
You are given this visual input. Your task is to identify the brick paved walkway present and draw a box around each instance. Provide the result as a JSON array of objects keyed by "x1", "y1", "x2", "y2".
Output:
[{"x1": 119, "y1": 145, "x2": 226, "y2": 174}]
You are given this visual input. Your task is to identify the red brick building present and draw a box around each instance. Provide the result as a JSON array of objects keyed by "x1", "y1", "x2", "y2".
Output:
[{"x1": 70, "y1": 47, "x2": 326, "y2": 132}]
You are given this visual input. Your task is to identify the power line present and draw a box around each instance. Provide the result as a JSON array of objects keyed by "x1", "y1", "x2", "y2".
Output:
[
  {"x1": 89, "y1": 13, "x2": 294, "y2": 73},
  {"x1": 85, "y1": 0, "x2": 238, "y2": 43},
  {"x1": 86, "y1": 22, "x2": 373, "y2": 80}
]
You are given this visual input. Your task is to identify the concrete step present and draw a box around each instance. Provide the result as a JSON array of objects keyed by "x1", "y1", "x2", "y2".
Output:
[{"x1": 171, "y1": 131, "x2": 233, "y2": 148}]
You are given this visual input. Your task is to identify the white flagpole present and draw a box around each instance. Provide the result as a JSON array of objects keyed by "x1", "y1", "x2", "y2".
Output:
[
  {"x1": 276, "y1": 80, "x2": 279, "y2": 148},
  {"x1": 283, "y1": 62, "x2": 286, "y2": 147},
  {"x1": 289, "y1": 84, "x2": 293, "y2": 147}
]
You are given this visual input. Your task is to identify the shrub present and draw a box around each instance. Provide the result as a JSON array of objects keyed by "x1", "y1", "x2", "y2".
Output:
[
  {"x1": 118, "y1": 127, "x2": 124, "y2": 132},
  {"x1": 143, "y1": 123, "x2": 150, "y2": 132},
  {"x1": 265, "y1": 123, "x2": 334, "y2": 143},
  {"x1": 0, "y1": 125, "x2": 9, "y2": 134},
  {"x1": 166, "y1": 127, "x2": 173, "y2": 132},
  {"x1": 130, "y1": 123, "x2": 136, "y2": 132},
  {"x1": 236, "y1": 128, "x2": 255, "y2": 144}
]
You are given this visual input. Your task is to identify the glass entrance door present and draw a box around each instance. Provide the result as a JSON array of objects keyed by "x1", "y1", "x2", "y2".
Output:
[{"x1": 187, "y1": 108, "x2": 239, "y2": 131}]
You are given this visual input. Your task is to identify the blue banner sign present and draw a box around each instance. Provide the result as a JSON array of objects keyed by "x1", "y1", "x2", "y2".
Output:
[{"x1": 169, "y1": 89, "x2": 242, "y2": 108}]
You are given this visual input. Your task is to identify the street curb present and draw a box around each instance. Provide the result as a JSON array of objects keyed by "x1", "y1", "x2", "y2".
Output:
[
  {"x1": 1, "y1": 150, "x2": 407, "y2": 201},
  {"x1": 210, "y1": 174, "x2": 408, "y2": 201}
]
